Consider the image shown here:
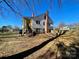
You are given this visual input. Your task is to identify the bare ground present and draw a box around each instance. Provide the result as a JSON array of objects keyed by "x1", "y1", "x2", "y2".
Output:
[{"x1": 0, "y1": 29, "x2": 79, "y2": 59}]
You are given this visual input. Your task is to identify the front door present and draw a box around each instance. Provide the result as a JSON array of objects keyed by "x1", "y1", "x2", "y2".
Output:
[{"x1": 36, "y1": 28, "x2": 40, "y2": 33}]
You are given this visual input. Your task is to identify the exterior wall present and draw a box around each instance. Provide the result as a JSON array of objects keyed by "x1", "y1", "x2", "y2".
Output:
[
  {"x1": 31, "y1": 18, "x2": 45, "y2": 33},
  {"x1": 31, "y1": 17, "x2": 53, "y2": 33}
]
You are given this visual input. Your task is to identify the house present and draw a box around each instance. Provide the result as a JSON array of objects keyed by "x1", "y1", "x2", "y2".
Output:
[
  {"x1": 60, "y1": 26, "x2": 70, "y2": 31},
  {"x1": 22, "y1": 11, "x2": 53, "y2": 34},
  {"x1": 1, "y1": 26, "x2": 13, "y2": 32}
]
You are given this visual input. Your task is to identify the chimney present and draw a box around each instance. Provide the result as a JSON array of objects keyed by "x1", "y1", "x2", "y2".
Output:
[
  {"x1": 45, "y1": 11, "x2": 49, "y2": 34},
  {"x1": 32, "y1": 13, "x2": 34, "y2": 17}
]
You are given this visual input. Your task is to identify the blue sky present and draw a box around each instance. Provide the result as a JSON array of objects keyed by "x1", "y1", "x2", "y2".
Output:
[{"x1": 0, "y1": 0, "x2": 79, "y2": 28}]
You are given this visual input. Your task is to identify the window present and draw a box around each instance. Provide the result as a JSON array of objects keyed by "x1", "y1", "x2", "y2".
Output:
[{"x1": 36, "y1": 21, "x2": 40, "y2": 24}]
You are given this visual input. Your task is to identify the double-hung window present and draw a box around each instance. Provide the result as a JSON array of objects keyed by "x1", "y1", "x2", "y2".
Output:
[{"x1": 36, "y1": 21, "x2": 40, "y2": 24}]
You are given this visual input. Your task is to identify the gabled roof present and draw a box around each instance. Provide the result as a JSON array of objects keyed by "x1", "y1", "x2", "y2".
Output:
[
  {"x1": 23, "y1": 13, "x2": 45, "y2": 20},
  {"x1": 23, "y1": 13, "x2": 53, "y2": 24}
]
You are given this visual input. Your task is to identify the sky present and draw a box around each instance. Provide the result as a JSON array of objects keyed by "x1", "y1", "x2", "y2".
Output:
[{"x1": 0, "y1": 0, "x2": 79, "y2": 28}]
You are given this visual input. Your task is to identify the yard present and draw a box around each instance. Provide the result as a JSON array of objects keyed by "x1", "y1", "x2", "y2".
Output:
[
  {"x1": 0, "y1": 32, "x2": 54, "y2": 57},
  {"x1": 0, "y1": 28, "x2": 79, "y2": 59}
]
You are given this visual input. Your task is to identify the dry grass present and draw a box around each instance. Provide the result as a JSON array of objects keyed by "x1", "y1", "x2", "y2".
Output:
[
  {"x1": 0, "y1": 33, "x2": 53, "y2": 57},
  {"x1": 26, "y1": 29, "x2": 79, "y2": 59},
  {"x1": 0, "y1": 29, "x2": 79, "y2": 59}
]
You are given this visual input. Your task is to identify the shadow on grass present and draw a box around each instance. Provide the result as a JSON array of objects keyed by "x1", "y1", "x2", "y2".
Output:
[
  {"x1": 0, "y1": 31, "x2": 67, "y2": 59},
  {"x1": 37, "y1": 43, "x2": 79, "y2": 59},
  {"x1": 59, "y1": 44, "x2": 79, "y2": 59}
]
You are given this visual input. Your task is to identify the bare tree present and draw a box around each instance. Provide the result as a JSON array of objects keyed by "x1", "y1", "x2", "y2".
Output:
[{"x1": 58, "y1": 22, "x2": 65, "y2": 29}]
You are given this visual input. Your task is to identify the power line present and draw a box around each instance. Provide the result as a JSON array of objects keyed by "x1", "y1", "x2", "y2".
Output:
[
  {"x1": 3, "y1": 0, "x2": 22, "y2": 16},
  {"x1": 24, "y1": 0, "x2": 33, "y2": 12},
  {"x1": 6, "y1": 0, "x2": 23, "y2": 16},
  {"x1": 0, "y1": 0, "x2": 2, "y2": 3},
  {"x1": 58, "y1": 0, "x2": 62, "y2": 8},
  {"x1": 0, "y1": 1, "x2": 2, "y2": 3},
  {"x1": 32, "y1": 0, "x2": 37, "y2": 14}
]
